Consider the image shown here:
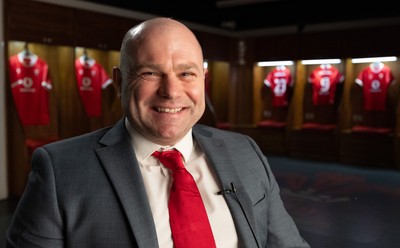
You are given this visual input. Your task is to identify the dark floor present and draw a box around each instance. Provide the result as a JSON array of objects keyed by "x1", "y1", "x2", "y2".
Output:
[
  {"x1": 1, "y1": 155, "x2": 400, "y2": 248},
  {"x1": 267, "y1": 155, "x2": 400, "y2": 248}
]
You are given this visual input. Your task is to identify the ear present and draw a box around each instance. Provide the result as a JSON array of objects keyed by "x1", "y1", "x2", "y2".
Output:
[{"x1": 113, "y1": 66, "x2": 122, "y2": 98}]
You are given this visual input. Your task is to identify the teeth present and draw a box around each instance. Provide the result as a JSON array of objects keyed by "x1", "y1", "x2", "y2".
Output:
[{"x1": 156, "y1": 107, "x2": 182, "y2": 113}]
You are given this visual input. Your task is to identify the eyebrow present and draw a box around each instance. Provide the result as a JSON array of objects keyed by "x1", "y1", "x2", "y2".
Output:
[
  {"x1": 175, "y1": 62, "x2": 201, "y2": 71},
  {"x1": 135, "y1": 62, "x2": 201, "y2": 72}
]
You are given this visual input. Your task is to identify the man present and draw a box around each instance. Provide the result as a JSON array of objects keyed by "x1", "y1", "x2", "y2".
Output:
[{"x1": 6, "y1": 17, "x2": 310, "y2": 247}]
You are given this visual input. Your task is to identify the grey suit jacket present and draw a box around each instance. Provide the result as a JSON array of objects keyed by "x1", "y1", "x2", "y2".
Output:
[{"x1": 6, "y1": 118, "x2": 310, "y2": 248}]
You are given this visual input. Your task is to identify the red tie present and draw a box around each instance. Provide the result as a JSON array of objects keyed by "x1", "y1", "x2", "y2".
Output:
[{"x1": 152, "y1": 150, "x2": 216, "y2": 248}]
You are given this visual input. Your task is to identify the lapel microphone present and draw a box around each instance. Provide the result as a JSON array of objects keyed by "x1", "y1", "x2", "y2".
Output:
[{"x1": 217, "y1": 182, "x2": 237, "y2": 195}]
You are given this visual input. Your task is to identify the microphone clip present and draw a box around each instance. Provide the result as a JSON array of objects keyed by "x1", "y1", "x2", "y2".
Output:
[{"x1": 217, "y1": 182, "x2": 237, "y2": 195}]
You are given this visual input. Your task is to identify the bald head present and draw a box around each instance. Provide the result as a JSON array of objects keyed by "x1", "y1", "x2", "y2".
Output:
[
  {"x1": 123, "y1": 17, "x2": 199, "y2": 43},
  {"x1": 119, "y1": 18, "x2": 203, "y2": 79}
]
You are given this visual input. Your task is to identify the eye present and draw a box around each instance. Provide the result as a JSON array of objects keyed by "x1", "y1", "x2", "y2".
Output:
[
  {"x1": 138, "y1": 71, "x2": 163, "y2": 82},
  {"x1": 180, "y1": 72, "x2": 196, "y2": 81}
]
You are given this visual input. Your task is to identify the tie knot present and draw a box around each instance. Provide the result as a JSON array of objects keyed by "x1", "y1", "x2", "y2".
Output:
[{"x1": 152, "y1": 149, "x2": 184, "y2": 171}]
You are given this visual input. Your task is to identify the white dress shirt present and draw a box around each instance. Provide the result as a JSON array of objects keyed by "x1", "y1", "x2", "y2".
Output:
[{"x1": 125, "y1": 119, "x2": 238, "y2": 247}]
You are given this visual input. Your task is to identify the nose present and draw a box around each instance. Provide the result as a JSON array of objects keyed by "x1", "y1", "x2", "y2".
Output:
[{"x1": 158, "y1": 75, "x2": 182, "y2": 99}]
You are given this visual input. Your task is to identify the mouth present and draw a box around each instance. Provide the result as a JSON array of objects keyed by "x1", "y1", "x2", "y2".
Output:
[{"x1": 155, "y1": 107, "x2": 183, "y2": 113}]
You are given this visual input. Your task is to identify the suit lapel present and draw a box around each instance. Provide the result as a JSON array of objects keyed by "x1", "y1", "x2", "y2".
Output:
[
  {"x1": 193, "y1": 125, "x2": 261, "y2": 247},
  {"x1": 96, "y1": 119, "x2": 159, "y2": 248}
]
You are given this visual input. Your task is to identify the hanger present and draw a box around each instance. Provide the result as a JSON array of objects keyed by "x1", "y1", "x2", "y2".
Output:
[
  {"x1": 18, "y1": 42, "x2": 37, "y2": 65},
  {"x1": 371, "y1": 61, "x2": 382, "y2": 67},
  {"x1": 21, "y1": 42, "x2": 33, "y2": 57},
  {"x1": 320, "y1": 63, "x2": 331, "y2": 69},
  {"x1": 82, "y1": 48, "x2": 90, "y2": 62}
]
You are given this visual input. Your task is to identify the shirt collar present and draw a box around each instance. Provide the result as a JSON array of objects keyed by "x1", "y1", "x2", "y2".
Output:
[{"x1": 125, "y1": 118, "x2": 193, "y2": 163}]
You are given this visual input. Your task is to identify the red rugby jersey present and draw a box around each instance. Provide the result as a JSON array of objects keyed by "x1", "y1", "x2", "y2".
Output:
[
  {"x1": 308, "y1": 64, "x2": 344, "y2": 105},
  {"x1": 355, "y1": 62, "x2": 394, "y2": 111},
  {"x1": 263, "y1": 66, "x2": 294, "y2": 107},
  {"x1": 9, "y1": 52, "x2": 52, "y2": 126},
  {"x1": 75, "y1": 56, "x2": 112, "y2": 117}
]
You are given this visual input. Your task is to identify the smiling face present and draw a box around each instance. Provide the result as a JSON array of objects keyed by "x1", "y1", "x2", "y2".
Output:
[{"x1": 115, "y1": 18, "x2": 206, "y2": 146}]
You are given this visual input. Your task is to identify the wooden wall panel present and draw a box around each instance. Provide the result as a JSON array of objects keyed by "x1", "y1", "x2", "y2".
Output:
[
  {"x1": 195, "y1": 31, "x2": 230, "y2": 61},
  {"x1": 253, "y1": 34, "x2": 300, "y2": 61},
  {"x1": 343, "y1": 26, "x2": 400, "y2": 58},
  {"x1": 100, "y1": 51, "x2": 124, "y2": 127},
  {"x1": 6, "y1": 0, "x2": 75, "y2": 45},
  {"x1": 299, "y1": 31, "x2": 348, "y2": 59},
  {"x1": 74, "y1": 10, "x2": 135, "y2": 51},
  {"x1": 208, "y1": 61, "x2": 230, "y2": 124}
]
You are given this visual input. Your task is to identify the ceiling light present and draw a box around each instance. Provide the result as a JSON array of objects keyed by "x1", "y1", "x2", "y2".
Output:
[
  {"x1": 301, "y1": 59, "x2": 341, "y2": 65},
  {"x1": 351, "y1": 56, "x2": 397, "y2": 64},
  {"x1": 257, "y1": 60, "x2": 294, "y2": 67}
]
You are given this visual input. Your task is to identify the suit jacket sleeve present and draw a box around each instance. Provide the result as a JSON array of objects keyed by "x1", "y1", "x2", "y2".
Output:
[
  {"x1": 6, "y1": 120, "x2": 149, "y2": 248},
  {"x1": 235, "y1": 135, "x2": 310, "y2": 248},
  {"x1": 6, "y1": 147, "x2": 64, "y2": 247},
  {"x1": 6, "y1": 120, "x2": 152, "y2": 248}
]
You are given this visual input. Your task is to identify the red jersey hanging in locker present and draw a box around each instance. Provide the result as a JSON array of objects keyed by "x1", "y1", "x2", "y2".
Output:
[
  {"x1": 8, "y1": 51, "x2": 52, "y2": 126},
  {"x1": 263, "y1": 65, "x2": 294, "y2": 107},
  {"x1": 355, "y1": 62, "x2": 395, "y2": 111},
  {"x1": 308, "y1": 64, "x2": 344, "y2": 105},
  {"x1": 74, "y1": 54, "x2": 112, "y2": 117}
]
